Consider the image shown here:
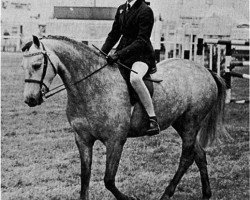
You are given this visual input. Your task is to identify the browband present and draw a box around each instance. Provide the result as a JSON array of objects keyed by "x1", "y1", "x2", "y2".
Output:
[{"x1": 23, "y1": 51, "x2": 45, "y2": 57}]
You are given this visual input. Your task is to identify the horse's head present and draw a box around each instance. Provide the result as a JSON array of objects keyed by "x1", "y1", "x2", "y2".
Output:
[{"x1": 21, "y1": 36, "x2": 58, "y2": 107}]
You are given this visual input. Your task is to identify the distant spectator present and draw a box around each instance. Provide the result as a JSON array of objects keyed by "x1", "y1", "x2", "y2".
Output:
[
  {"x1": 3, "y1": 29, "x2": 10, "y2": 52},
  {"x1": 37, "y1": 23, "x2": 46, "y2": 39},
  {"x1": 3, "y1": 29, "x2": 10, "y2": 36},
  {"x1": 160, "y1": 33, "x2": 165, "y2": 52}
]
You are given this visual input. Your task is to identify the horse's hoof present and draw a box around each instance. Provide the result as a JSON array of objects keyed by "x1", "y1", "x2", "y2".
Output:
[
  {"x1": 161, "y1": 198, "x2": 170, "y2": 200},
  {"x1": 160, "y1": 196, "x2": 171, "y2": 200},
  {"x1": 202, "y1": 195, "x2": 211, "y2": 200}
]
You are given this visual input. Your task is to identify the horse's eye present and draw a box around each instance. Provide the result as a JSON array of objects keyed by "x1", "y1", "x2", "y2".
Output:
[{"x1": 33, "y1": 64, "x2": 41, "y2": 70}]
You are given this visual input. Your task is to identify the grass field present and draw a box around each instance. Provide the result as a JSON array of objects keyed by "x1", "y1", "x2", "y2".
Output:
[{"x1": 1, "y1": 52, "x2": 249, "y2": 200}]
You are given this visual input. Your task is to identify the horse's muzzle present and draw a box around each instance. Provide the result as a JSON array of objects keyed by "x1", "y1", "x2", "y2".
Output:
[{"x1": 24, "y1": 93, "x2": 44, "y2": 107}]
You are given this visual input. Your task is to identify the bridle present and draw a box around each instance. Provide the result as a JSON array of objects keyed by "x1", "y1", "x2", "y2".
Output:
[
  {"x1": 23, "y1": 42, "x2": 109, "y2": 99},
  {"x1": 23, "y1": 42, "x2": 57, "y2": 94}
]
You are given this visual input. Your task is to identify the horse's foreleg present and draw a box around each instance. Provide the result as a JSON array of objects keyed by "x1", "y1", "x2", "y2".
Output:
[
  {"x1": 160, "y1": 136, "x2": 195, "y2": 200},
  {"x1": 104, "y1": 139, "x2": 136, "y2": 200},
  {"x1": 194, "y1": 142, "x2": 212, "y2": 200},
  {"x1": 75, "y1": 133, "x2": 94, "y2": 200}
]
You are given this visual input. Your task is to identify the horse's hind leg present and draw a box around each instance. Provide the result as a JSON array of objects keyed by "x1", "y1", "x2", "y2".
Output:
[
  {"x1": 160, "y1": 124, "x2": 197, "y2": 200},
  {"x1": 75, "y1": 133, "x2": 94, "y2": 200},
  {"x1": 194, "y1": 142, "x2": 212, "y2": 200}
]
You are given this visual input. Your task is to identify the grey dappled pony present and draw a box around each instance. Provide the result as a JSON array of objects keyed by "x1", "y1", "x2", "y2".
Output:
[{"x1": 21, "y1": 35, "x2": 227, "y2": 200}]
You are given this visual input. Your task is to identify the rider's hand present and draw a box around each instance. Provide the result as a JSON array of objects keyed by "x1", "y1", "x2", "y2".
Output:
[{"x1": 106, "y1": 53, "x2": 119, "y2": 66}]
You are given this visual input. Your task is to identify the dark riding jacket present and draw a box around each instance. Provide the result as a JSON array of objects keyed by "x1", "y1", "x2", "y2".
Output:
[{"x1": 101, "y1": 0, "x2": 156, "y2": 74}]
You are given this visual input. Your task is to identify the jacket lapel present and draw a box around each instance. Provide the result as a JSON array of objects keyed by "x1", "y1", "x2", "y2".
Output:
[
  {"x1": 124, "y1": 0, "x2": 143, "y2": 25},
  {"x1": 119, "y1": 4, "x2": 127, "y2": 28}
]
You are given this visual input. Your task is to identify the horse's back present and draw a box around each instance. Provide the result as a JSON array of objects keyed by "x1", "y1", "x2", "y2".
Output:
[
  {"x1": 152, "y1": 59, "x2": 218, "y2": 130},
  {"x1": 154, "y1": 59, "x2": 217, "y2": 104}
]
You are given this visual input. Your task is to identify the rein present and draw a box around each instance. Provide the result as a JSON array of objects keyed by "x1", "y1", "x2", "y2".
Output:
[{"x1": 45, "y1": 63, "x2": 108, "y2": 98}]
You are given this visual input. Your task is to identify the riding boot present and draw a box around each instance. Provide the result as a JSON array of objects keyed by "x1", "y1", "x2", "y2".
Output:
[{"x1": 146, "y1": 117, "x2": 160, "y2": 136}]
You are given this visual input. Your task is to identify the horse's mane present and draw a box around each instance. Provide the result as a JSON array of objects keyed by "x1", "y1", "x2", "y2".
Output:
[
  {"x1": 22, "y1": 35, "x2": 100, "y2": 57},
  {"x1": 45, "y1": 35, "x2": 84, "y2": 47},
  {"x1": 46, "y1": 35, "x2": 101, "y2": 56}
]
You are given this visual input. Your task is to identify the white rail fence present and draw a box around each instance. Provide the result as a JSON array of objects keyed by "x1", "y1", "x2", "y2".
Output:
[
  {"x1": 1, "y1": 36, "x2": 22, "y2": 52},
  {"x1": 1, "y1": 35, "x2": 108, "y2": 52},
  {"x1": 1, "y1": 35, "x2": 160, "y2": 54}
]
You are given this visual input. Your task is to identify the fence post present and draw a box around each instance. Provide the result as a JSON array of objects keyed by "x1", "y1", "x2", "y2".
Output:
[
  {"x1": 154, "y1": 17, "x2": 162, "y2": 63},
  {"x1": 224, "y1": 42, "x2": 232, "y2": 104},
  {"x1": 196, "y1": 37, "x2": 203, "y2": 65},
  {"x1": 164, "y1": 26, "x2": 169, "y2": 59},
  {"x1": 189, "y1": 34, "x2": 193, "y2": 60},
  {"x1": 216, "y1": 45, "x2": 221, "y2": 76},
  {"x1": 181, "y1": 38, "x2": 185, "y2": 59},
  {"x1": 209, "y1": 44, "x2": 213, "y2": 70},
  {"x1": 194, "y1": 35, "x2": 197, "y2": 62},
  {"x1": 173, "y1": 30, "x2": 177, "y2": 58}
]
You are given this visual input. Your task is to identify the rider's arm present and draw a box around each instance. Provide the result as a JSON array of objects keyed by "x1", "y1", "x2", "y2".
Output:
[{"x1": 101, "y1": 7, "x2": 122, "y2": 55}]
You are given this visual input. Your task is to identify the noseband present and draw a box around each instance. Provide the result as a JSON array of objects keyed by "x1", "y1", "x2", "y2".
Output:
[{"x1": 24, "y1": 42, "x2": 57, "y2": 93}]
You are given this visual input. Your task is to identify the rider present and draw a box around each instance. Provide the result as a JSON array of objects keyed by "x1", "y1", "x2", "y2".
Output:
[{"x1": 101, "y1": 0, "x2": 160, "y2": 135}]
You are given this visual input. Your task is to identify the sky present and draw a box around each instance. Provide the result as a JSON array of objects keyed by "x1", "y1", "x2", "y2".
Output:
[
  {"x1": 2, "y1": 0, "x2": 249, "y2": 23},
  {"x1": 30, "y1": 0, "x2": 249, "y2": 19}
]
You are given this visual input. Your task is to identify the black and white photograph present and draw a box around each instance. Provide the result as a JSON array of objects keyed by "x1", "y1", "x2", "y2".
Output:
[{"x1": 1, "y1": 0, "x2": 249, "y2": 199}]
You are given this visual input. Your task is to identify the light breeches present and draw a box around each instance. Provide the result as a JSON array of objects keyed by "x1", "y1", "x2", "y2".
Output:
[{"x1": 130, "y1": 61, "x2": 155, "y2": 117}]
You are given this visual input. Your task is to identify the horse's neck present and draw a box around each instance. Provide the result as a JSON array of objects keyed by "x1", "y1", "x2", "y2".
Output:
[{"x1": 44, "y1": 39, "x2": 117, "y2": 100}]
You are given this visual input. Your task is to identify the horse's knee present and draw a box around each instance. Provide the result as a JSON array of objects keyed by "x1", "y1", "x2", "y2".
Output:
[{"x1": 104, "y1": 176, "x2": 115, "y2": 190}]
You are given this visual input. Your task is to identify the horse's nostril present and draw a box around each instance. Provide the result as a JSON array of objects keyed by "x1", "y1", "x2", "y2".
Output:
[
  {"x1": 29, "y1": 97, "x2": 37, "y2": 105},
  {"x1": 25, "y1": 97, "x2": 37, "y2": 107}
]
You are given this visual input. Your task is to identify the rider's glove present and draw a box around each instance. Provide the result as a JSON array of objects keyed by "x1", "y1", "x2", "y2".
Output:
[{"x1": 106, "y1": 53, "x2": 119, "y2": 66}]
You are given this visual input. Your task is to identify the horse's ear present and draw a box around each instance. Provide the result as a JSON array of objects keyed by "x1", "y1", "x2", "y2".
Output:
[
  {"x1": 22, "y1": 41, "x2": 33, "y2": 52},
  {"x1": 33, "y1": 35, "x2": 40, "y2": 48}
]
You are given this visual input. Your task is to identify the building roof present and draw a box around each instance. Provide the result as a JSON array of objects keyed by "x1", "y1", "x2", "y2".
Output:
[
  {"x1": 203, "y1": 5, "x2": 248, "y2": 25},
  {"x1": 200, "y1": 5, "x2": 248, "y2": 36}
]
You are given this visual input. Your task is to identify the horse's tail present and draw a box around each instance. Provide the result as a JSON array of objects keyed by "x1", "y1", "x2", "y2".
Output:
[{"x1": 197, "y1": 70, "x2": 229, "y2": 148}]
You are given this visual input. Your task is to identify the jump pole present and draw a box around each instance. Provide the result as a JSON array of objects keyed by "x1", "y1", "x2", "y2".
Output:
[
  {"x1": 229, "y1": 61, "x2": 250, "y2": 70},
  {"x1": 201, "y1": 39, "x2": 249, "y2": 103},
  {"x1": 229, "y1": 71, "x2": 250, "y2": 79},
  {"x1": 204, "y1": 39, "x2": 249, "y2": 46}
]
